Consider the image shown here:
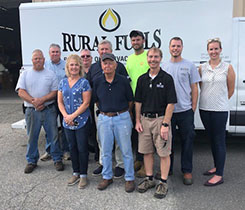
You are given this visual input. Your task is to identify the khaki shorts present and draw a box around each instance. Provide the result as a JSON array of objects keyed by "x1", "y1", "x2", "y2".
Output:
[{"x1": 138, "y1": 115, "x2": 172, "y2": 157}]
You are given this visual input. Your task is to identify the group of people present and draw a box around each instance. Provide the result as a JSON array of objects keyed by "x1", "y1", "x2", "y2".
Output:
[{"x1": 15, "y1": 30, "x2": 235, "y2": 199}]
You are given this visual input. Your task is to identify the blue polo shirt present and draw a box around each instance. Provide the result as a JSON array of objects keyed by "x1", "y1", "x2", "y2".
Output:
[{"x1": 93, "y1": 73, "x2": 133, "y2": 112}]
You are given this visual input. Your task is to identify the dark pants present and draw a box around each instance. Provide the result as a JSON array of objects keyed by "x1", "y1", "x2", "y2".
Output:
[
  {"x1": 89, "y1": 103, "x2": 99, "y2": 160},
  {"x1": 199, "y1": 110, "x2": 228, "y2": 176},
  {"x1": 46, "y1": 102, "x2": 70, "y2": 154},
  {"x1": 132, "y1": 104, "x2": 143, "y2": 162},
  {"x1": 170, "y1": 109, "x2": 195, "y2": 173},
  {"x1": 64, "y1": 120, "x2": 90, "y2": 175}
]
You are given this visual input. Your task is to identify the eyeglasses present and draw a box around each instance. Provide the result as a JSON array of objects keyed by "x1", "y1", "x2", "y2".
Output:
[
  {"x1": 207, "y1": 38, "x2": 221, "y2": 43},
  {"x1": 81, "y1": 55, "x2": 91, "y2": 58}
]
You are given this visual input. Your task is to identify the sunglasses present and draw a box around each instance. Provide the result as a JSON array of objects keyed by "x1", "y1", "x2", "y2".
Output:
[
  {"x1": 81, "y1": 55, "x2": 91, "y2": 58},
  {"x1": 207, "y1": 38, "x2": 221, "y2": 43}
]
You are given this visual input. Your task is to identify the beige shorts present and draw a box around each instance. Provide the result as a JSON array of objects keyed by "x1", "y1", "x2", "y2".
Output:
[{"x1": 138, "y1": 115, "x2": 172, "y2": 157}]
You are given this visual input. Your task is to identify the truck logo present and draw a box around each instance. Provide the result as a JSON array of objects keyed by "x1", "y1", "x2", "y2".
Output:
[{"x1": 99, "y1": 8, "x2": 121, "y2": 32}]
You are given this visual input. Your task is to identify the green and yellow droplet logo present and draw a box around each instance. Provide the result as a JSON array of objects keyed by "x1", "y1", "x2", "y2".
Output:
[{"x1": 99, "y1": 8, "x2": 121, "y2": 32}]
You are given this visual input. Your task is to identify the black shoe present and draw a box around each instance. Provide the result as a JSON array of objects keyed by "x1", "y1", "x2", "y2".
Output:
[
  {"x1": 93, "y1": 165, "x2": 103, "y2": 176},
  {"x1": 54, "y1": 161, "x2": 64, "y2": 171},
  {"x1": 24, "y1": 163, "x2": 37, "y2": 174},
  {"x1": 203, "y1": 170, "x2": 216, "y2": 176},
  {"x1": 114, "y1": 167, "x2": 124, "y2": 179},
  {"x1": 204, "y1": 178, "x2": 224, "y2": 186}
]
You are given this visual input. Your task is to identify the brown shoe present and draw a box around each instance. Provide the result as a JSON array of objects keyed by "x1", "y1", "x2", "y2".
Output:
[
  {"x1": 134, "y1": 161, "x2": 143, "y2": 172},
  {"x1": 24, "y1": 163, "x2": 37, "y2": 174},
  {"x1": 97, "y1": 179, "x2": 113, "y2": 191},
  {"x1": 183, "y1": 173, "x2": 193, "y2": 185},
  {"x1": 78, "y1": 177, "x2": 88, "y2": 189},
  {"x1": 136, "y1": 165, "x2": 146, "y2": 178},
  {"x1": 125, "y1": 181, "x2": 135, "y2": 193},
  {"x1": 67, "y1": 175, "x2": 80, "y2": 186},
  {"x1": 54, "y1": 161, "x2": 64, "y2": 171}
]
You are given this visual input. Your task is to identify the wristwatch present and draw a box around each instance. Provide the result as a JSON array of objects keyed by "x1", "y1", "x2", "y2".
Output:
[{"x1": 162, "y1": 122, "x2": 169, "y2": 127}]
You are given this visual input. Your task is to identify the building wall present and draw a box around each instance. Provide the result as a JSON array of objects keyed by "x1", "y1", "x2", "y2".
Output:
[
  {"x1": 233, "y1": 0, "x2": 245, "y2": 17},
  {"x1": 32, "y1": 0, "x2": 245, "y2": 17}
]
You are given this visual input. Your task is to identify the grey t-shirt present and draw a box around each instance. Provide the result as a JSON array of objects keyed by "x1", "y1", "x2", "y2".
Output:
[
  {"x1": 162, "y1": 59, "x2": 201, "y2": 113},
  {"x1": 15, "y1": 68, "x2": 58, "y2": 107}
]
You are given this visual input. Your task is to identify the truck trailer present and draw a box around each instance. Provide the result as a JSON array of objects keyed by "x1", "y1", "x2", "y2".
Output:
[{"x1": 18, "y1": 0, "x2": 245, "y2": 133}]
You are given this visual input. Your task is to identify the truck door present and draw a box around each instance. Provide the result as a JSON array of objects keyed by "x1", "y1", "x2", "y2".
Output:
[{"x1": 231, "y1": 18, "x2": 245, "y2": 133}]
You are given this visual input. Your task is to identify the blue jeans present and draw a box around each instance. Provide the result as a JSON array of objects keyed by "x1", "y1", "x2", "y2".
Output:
[
  {"x1": 64, "y1": 120, "x2": 90, "y2": 175},
  {"x1": 45, "y1": 104, "x2": 70, "y2": 154},
  {"x1": 199, "y1": 110, "x2": 228, "y2": 176},
  {"x1": 171, "y1": 109, "x2": 195, "y2": 173},
  {"x1": 97, "y1": 111, "x2": 134, "y2": 181},
  {"x1": 25, "y1": 104, "x2": 63, "y2": 164}
]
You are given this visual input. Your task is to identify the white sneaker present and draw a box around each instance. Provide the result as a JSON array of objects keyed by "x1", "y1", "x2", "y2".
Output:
[
  {"x1": 63, "y1": 152, "x2": 71, "y2": 161},
  {"x1": 40, "y1": 152, "x2": 51, "y2": 161}
]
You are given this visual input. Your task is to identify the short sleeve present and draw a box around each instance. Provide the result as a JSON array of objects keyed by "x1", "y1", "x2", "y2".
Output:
[
  {"x1": 81, "y1": 78, "x2": 91, "y2": 92},
  {"x1": 117, "y1": 62, "x2": 131, "y2": 81},
  {"x1": 58, "y1": 79, "x2": 64, "y2": 91},
  {"x1": 15, "y1": 70, "x2": 27, "y2": 92}
]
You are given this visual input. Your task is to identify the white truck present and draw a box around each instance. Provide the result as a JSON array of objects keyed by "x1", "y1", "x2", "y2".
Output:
[{"x1": 18, "y1": 0, "x2": 245, "y2": 134}]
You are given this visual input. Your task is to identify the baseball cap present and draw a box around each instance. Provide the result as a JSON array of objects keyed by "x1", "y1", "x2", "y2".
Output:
[
  {"x1": 129, "y1": 30, "x2": 144, "y2": 39},
  {"x1": 101, "y1": 53, "x2": 116, "y2": 61}
]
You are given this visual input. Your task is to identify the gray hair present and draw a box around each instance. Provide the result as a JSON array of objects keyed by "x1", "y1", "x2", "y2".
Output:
[
  {"x1": 32, "y1": 49, "x2": 43, "y2": 57},
  {"x1": 49, "y1": 43, "x2": 61, "y2": 50},
  {"x1": 80, "y1": 49, "x2": 91, "y2": 55},
  {"x1": 98, "y1": 39, "x2": 112, "y2": 51}
]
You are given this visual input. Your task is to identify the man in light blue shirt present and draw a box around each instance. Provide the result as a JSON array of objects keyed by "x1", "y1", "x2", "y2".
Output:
[
  {"x1": 40, "y1": 44, "x2": 70, "y2": 161},
  {"x1": 162, "y1": 37, "x2": 201, "y2": 185}
]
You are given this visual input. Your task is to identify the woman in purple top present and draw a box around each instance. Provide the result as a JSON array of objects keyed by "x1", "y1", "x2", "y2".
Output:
[{"x1": 58, "y1": 54, "x2": 91, "y2": 189}]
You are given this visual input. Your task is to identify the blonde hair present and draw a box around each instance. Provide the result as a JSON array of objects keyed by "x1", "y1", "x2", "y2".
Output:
[
  {"x1": 207, "y1": 38, "x2": 222, "y2": 50},
  {"x1": 65, "y1": 54, "x2": 84, "y2": 77}
]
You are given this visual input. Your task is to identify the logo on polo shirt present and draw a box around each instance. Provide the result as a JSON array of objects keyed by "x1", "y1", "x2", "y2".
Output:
[
  {"x1": 99, "y1": 8, "x2": 121, "y2": 32},
  {"x1": 156, "y1": 82, "x2": 164, "y2": 88},
  {"x1": 180, "y1": 67, "x2": 189, "y2": 71}
]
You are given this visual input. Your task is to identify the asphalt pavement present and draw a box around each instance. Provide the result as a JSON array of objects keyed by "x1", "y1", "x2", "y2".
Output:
[{"x1": 0, "y1": 91, "x2": 245, "y2": 210}]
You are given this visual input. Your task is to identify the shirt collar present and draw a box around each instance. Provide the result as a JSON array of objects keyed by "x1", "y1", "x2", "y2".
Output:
[
  {"x1": 102, "y1": 73, "x2": 119, "y2": 84},
  {"x1": 147, "y1": 68, "x2": 164, "y2": 79},
  {"x1": 51, "y1": 59, "x2": 62, "y2": 65}
]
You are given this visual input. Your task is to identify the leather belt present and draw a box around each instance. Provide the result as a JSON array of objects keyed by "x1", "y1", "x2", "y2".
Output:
[
  {"x1": 142, "y1": 112, "x2": 164, "y2": 118},
  {"x1": 45, "y1": 103, "x2": 55, "y2": 109},
  {"x1": 100, "y1": 109, "x2": 128, "y2": 117}
]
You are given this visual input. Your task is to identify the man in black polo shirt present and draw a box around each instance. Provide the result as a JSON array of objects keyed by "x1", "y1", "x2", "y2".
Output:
[
  {"x1": 93, "y1": 53, "x2": 135, "y2": 193},
  {"x1": 87, "y1": 39, "x2": 129, "y2": 178},
  {"x1": 135, "y1": 47, "x2": 177, "y2": 199}
]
